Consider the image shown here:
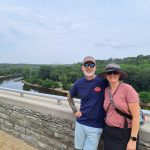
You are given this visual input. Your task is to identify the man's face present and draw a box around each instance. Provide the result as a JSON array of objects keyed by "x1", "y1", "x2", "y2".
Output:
[{"x1": 82, "y1": 61, "x2": 96, "y2": 77}]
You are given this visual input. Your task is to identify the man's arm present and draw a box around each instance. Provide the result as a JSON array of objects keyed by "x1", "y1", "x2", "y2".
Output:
[
  {"x1": 67, "y1": 92, "x2": 82, "y2": 117},
  {"x1": 67, "y1": 92, "x2": 77, "y2": 113}
]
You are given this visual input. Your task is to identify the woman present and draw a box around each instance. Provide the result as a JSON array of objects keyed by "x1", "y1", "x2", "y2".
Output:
[{"x1": 100, "y1": 63, "x2": 140, "y2": 150}]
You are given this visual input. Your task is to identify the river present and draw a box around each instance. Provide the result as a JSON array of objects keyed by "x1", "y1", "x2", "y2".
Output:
[{"x1": 0, "y1": 77, "x2": 67, "y2": 96}]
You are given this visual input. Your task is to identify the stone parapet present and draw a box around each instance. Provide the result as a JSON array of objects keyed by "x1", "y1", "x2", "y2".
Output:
[
  {"x1": 0, "y1": 101, "x2": 75, "y2": 149},
  {"x1": 139, "y1": 117, "x2": 150, "y2": 150},
  {"x1": 0, "y1": 89, "x2": 77, "y2": 150},
  {"x1": 0, "y1": 89, "x2": 149, "y2": 150}
]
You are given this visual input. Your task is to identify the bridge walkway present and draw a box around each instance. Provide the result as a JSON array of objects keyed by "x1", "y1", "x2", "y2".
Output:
[{"x1": 0, "y1": 130, "x2": 37, "y2": 150}]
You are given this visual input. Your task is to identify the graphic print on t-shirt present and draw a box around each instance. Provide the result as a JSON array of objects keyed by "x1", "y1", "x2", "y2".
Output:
[{"x1": 94, "y1": 87, "x2": 101, "y2": 92}]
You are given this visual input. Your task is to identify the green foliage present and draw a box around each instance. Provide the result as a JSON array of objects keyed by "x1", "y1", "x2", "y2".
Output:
[
  {"x1": 139, "y1": 92, "x2": 150, "y2": 103},
  {"x1": 62, "y1": 82, "x2": 72, "y2": 90},
  {"x1": 22, "y1": 55, "x2": 150, "y2": 92},
  {"x1": 27, "y1": 78, "x2": 60, "y2": 89},
  {"x1": 29, "y1": 77, "x2": 38, "y2": 84},
  {"x1": 59, "y1": 75, "x2": 71, "y2": 90},
  {"x1": 0, "y1": 64, "x2": 24, "y2": 76},
  {"x1": 23, "y1": 67, "x2": 30, "y2": 79},
  {"x1": 38, "y1": 65, "x2": 52, "y2": 80},
  {"x1": 2, "y1": 55, "x2": 150, "y2": 95},
  {"x1": 97, "y1": 55, "x2": 150, "y2": 92},
  {"x1": 41, "y1": 79, "x2": 60, "y2": 89}
]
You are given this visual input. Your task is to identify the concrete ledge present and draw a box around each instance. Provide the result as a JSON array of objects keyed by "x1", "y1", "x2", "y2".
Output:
[
  {"x1": 0, "y1": 90, "x2": 77, "y2": 150},
  {"x1": 0, "y1": 89, "x2": 150, "y2": 150},
  {"x1": 139, "y1": 117, "x2": 150, "y2": 149},
  {"x1": 0, "y1": 90, "x2": 78, "y2": 121}
]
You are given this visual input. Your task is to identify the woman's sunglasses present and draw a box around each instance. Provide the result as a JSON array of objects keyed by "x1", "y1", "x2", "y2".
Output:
[
  {"x1": 84, "y1": 63, "x2": 95, "y2": 68},
  {"x1": 106, "y1": 70, "x2": 119, "y2": 75}
]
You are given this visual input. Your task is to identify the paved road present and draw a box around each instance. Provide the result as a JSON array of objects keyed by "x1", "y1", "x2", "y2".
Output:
[{"x1": 0, "y1": 130, "x2": 37, "y2": 150}]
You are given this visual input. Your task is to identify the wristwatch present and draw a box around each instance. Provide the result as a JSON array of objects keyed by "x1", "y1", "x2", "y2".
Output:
[{"x1": 130, "y1": 136, "x2": 137, "y2": 141}]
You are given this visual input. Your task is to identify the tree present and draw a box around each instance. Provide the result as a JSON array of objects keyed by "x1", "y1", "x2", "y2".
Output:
[{"x1": 38, "y1": 65, "x2": 52, "y2": 80}]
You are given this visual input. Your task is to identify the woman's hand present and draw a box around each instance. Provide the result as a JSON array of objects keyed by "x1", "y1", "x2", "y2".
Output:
[
  {"x1": 126, "y1": 140, "x2": 136, "y2": 150},
  {"x1": 74, "y1": 111, "x2": 82, "y2": 117}
]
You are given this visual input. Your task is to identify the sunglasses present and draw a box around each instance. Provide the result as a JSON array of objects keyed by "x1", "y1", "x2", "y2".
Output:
[
  {"x1": 106, "y1": 70, "x2": 119, "y2": 75},
  {"x1": 84, "y1": 63, "x2": 95, "y2": 68}
]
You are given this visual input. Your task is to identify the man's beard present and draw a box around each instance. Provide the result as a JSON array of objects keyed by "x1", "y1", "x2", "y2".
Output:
[{"x1": 83, "y1": 70, "x2": 95, "y2": 77}]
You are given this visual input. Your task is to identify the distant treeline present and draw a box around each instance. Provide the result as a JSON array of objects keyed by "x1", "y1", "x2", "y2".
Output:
[
  {"x1": 96, "y1": 55, "x2": 150, "y2": 92},
  {"x1": 0, "y1": 64, "x2": 24, "y2": 76},
  {"x1": 1, "y1": 55, "x2": 150, "y2": 93}
]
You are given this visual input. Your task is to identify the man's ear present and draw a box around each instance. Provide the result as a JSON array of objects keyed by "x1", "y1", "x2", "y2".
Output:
[{"x1": 81, "y1": 65, "x2": 84, "y2": 71}]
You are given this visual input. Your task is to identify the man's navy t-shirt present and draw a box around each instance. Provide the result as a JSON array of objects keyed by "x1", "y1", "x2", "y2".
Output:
[{"x1": 70, "y1": 76, "x2": 108, "y2": 128}]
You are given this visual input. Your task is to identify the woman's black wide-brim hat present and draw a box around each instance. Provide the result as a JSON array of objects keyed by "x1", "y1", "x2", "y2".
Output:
[{"x1": 99, "y1": 63, "x2": 128, "y2": 79}]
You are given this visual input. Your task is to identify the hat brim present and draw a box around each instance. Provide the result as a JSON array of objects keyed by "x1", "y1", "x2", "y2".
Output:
[
  {"x1": 83, "y1": 60, "x2": 96, "y2": 64},
  {"x1": 99, "y1": 68, "x2": 128, "y2": 79}
]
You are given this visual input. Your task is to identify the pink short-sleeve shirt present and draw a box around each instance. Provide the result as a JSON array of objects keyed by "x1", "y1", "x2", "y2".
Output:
[{"x1": 103, "y1": 83, "x2": 139, "y2": 128}]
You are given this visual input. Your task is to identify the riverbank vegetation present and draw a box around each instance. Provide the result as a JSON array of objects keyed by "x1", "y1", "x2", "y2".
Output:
[
  {"x1": 0, "y1": 64, "x2": 24, "y2": 76},
  {"x1": 1, "y1": 55, "x2": 150, "y2": 103},
  {"x1": 23, "y1": 64, "x2": 81, "y2": 90}
]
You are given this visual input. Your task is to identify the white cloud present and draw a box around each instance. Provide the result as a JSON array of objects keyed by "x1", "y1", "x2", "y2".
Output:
[
  {"x1": 94, "y1": 39, "x2": 137, "y2": 49},
  {"x1": 0, "y1": 0, "x2": 150, "y2": 64},
  {"x1": 0, "y1": 4, "x2": 94, "y2": 39}
]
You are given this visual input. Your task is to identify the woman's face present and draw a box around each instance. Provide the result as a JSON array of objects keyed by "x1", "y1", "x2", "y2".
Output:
[{"x1": 106, "y1": 70, "x2": 121, "y2": 84}]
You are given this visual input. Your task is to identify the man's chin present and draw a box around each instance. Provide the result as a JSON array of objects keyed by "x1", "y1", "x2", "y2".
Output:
[{"x1": 83, "y1": 71, "x2": 95, "y2": 77}]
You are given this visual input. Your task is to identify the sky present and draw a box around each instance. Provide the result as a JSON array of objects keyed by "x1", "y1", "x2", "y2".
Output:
[{"x1": 0, "y1": 0, "x2": 150, "y2": 64}]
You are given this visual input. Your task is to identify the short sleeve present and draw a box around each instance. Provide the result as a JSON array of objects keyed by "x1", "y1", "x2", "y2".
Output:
[
  {"x1": 69, "y1": 82, "x2": 78, "y2": 97},
  {"x1": 103, "y1": 79, "x2": 109, "y2": 88},
  {"x1": 125, "y1": 84, "x2": 139, "y2": 103}
]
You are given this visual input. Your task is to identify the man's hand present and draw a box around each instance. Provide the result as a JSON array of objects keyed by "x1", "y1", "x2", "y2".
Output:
[{"x1": 74, "y1": 111, "x2": 82, "y2": 117}]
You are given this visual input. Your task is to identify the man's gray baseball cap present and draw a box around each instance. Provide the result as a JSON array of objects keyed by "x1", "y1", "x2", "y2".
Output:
[{"x1": 83, "y1": 56, "x2": 96, "y2": 64}]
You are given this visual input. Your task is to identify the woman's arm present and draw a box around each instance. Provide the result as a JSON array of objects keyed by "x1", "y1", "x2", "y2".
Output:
[{"x1": 127, "y1": 102, "x2": 140, "y2": 150}]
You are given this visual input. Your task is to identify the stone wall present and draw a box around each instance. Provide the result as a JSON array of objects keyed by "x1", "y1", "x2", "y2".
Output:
[
  {"x1": 0, "y1": 90, "x2": 149, "y2": 150},
  {"x1": 0, "y1": 101, "x2": 75, "y2": 150},
  {"x1": 139, "y1": 121, "x2": 150, "y2": 150}
]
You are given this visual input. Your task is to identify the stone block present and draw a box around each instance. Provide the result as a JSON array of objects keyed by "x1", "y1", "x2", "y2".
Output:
[
  {"x1": 0, "y1": 118, "x2": 4, "y2": 124},
  {"x1": 38, "y1": 141, "x2": 53, "y2": 150},
  {"x1": 5, "y1": 120, "x2": 13, "y2": 128},
  {"x1": 14, "y1": 124, "x2": 25, "y2": 133},
  {"x1": 0, "y1": 106, "x2": 6, "y2": 113},
  {"x1": 1, "y1": 124, "x2": 9, "y2": 132},
  {"x1": 40, "y1": 135, "x2": 67, "y2": 149},
  {"x1": 0, "y1": 113, "x2": 9, "y2": 120},
  {"x1": 26, "y1": 128, "x2": 40, "y2": 140},
  {"x1": 20, "y1": 133, "x2": 38, "y2": 147},
  {"x1": 54, "y1": 132, "x2": 73, "y2": 143},
  {"x1": 9, "y1": 128, "x2": 20, "y2": 137},
  {"x1": 18, "y1": 119, "x2": 30, "y2": 127}
]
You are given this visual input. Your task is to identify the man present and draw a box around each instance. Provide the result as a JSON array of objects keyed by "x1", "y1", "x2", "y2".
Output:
[{"x1": 67, "y1": 56, "x2": 108, "y2": 150}]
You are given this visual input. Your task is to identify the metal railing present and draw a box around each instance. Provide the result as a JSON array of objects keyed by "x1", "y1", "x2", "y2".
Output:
[
  {"x1": 0, "y1": 87, "x2": 80, "y2": 105},
  {"x1": 0, "y1": 87, "x2": 150, "y2": 116}
]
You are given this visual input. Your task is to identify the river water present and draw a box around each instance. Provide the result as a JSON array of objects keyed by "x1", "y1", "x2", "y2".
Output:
[
  {"x1": 0, "y1": 78, "x2": 24, "y2": 90},
  {"x1": 0, "y1": 77, "x2": 66, "y2": 96}
]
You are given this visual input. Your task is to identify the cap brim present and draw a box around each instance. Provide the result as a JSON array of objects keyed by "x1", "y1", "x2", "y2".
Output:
[{"x1": 83, "y1": 61, "x2": 96, "y2": 64}]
